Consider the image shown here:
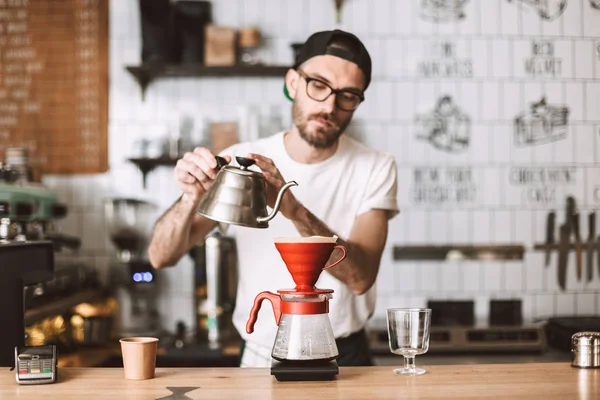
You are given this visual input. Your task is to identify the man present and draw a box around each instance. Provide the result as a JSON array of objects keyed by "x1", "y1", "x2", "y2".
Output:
[{"x1": 148, "y1": 29, "x2": 399, "y2": 367}]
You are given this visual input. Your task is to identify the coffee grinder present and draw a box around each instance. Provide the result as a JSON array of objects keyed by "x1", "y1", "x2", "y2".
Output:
[
  {"x1": 104, "y1": 197, "x2": 160, "y2": 337},
  {"x1": 245, "y1": 236, "x2": 346, "y2": 381}
]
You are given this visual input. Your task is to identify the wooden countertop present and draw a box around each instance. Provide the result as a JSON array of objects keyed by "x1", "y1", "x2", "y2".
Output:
[{"x1": 1, "y1": 362, "x2": 598, "y2": 399}]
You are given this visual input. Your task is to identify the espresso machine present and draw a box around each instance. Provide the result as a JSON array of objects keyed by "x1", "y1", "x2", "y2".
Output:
[
  {"x1": 105, "y1": 197, "x2": 160, "y2": 337},
  {"x1": 246, "y1": 236, "x2": 346, "y2": 381}
]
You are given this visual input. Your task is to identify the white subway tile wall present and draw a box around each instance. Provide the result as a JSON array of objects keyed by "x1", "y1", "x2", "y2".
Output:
[{"x1": 40, "y1": 0, "x2": 599, "y2": 331}]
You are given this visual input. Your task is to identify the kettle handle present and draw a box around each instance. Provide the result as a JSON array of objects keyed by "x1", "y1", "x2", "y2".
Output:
[
  {"x1": 246, "y1": 291, "x2": 282, "y2": 334},
  {"x1": 322, "y1": 245, "x2": 347, "y2": 270},
  {"x1": 214, "y1": 156, "x2": 229, "y2": 170}
]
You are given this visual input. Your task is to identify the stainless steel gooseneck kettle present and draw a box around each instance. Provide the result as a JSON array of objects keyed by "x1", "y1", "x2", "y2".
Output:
[{"x1": 197, "y1": 156, "x2": 298, "y2": 228}]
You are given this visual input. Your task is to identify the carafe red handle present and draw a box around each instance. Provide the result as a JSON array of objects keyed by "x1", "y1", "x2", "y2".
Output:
[
  {"x1": 246, "y1": 291, "x2": 282, "y2": 334},
  {"x1": 323, "y1": 245, "x2": 347, "y2": 270}
]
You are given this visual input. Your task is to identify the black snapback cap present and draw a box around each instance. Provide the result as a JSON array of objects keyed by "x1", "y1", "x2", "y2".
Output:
[{"x1": 284, "y1": 29, "x2": 372, "y2": 101}]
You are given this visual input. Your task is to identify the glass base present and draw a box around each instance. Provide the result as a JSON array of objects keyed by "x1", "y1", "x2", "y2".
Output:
[{"x1": 393, "y1": 367, "x2": 426, "y2": 376}]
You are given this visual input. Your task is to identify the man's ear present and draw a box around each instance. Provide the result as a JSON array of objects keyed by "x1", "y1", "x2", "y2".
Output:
[{"x1": 285, "y1": 69, "x2": 298, "y2": 99}]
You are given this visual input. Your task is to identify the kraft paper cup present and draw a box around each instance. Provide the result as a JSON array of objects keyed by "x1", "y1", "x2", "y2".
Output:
[{"x1": 119, "y1": 337, "x2": 159, "y2": 380}]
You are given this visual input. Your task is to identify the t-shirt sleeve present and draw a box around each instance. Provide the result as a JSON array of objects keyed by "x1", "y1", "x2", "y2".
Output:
[{"x1": 357, "y1": 154, "x2": 400, "y2": 219}]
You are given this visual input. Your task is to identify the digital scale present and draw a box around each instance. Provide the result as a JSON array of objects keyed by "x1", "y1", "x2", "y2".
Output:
[{"x1": 14, "y1": 345, "x2": 57, "y2": 385}]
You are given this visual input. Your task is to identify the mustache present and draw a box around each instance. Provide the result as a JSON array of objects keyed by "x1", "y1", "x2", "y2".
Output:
[{"x1": 309, "y1": 113, "x2": 337, "y2": 126}]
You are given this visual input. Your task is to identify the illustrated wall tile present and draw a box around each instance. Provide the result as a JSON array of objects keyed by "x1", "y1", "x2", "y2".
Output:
[
  {"x1": 501, "y1": 82, "x2": 523, "y2": 121},
  {"x1": 441, "y1": 262, "x2": 461, "y2": 292},
  {"x1": 413, "y1": 2, "x2": 436, "y2": 36},
  {"x1": 418, "y1": 262, "x2": 439, "y2": 293},
  {"x1": 449, "y1": 210, "x2": 470, "y2": 242},
  {"x1": 364, "y1": 39, "x2": 385, "y2": 80},
  {"x1": 405, "y1": 210, "x2": 428, "y2": 244},
  {"x1": 456, "y1": 0, "x2": 480, "y2": 35},
  {"x1": 595, "y1": 42, "x2": 600, "y2": 80},
  {"x1": 468, "y1": 39, "x2": 488, "y2": 79},
  {"x1": 239, "y1": 0, "x2": 264, "y2": 27},
  {"x1": 370, "y1": 81, "x2": 394, "y2": 122},
  {"x1": 514, "y1": 210, "x2": 533, "y2": 246},
  {"x1": 556, "y1": 293, "x2": 576, "y2": 315},
  {"x1": 469, "y1": 124, "x2": 490, "y2": 164},
  {"x1": 491, "y1": 39, "x2": 512, "y2": 78},
  {"x1": 481, "y1": 167, "x2": 505, "y2": 207},
  {"x1": 345, "y1": 0, "x2": 371, "y2": 36},
  {"x1": 483, "y1": 261, "x2": 504, "y2": 292},
  {"x1": 284, "y1": 0, "x2": 307, "y2": 37},
  {"x1": 535, "y1": 293, "x2": 556, "y2": 318},
  {"x1": 428, "y1": 210, "x2": 449, "y2": 244},
  {"x1": 370, "y1": 0, "x2": 394, "y2": 35},
  {"x1": 504, "y1": 261, "x2": 524, "y2": 292},
  {"x1": 212, "y1": 0, "x2": 242, "y2": 28},
  {"x1": 585, "y1": 167, "x2": 600, "y2": 207},
  {"x1": 471, "y1": 210, "x2": 491, "y2": 243},
  {"x1": 522, "y1": 252, "x2": 546, "y2": 291},
  {"x1": 563, "y1": 83, "x2": 584, "y2": 124},
  {"x1": 499, "y1": 1, "x2": 520, "y2": 36},
  {"x1": 521, "y1": 294, "x2": 535, "y2": 323},
  {"x1": 585, "y1": 82, "x2": 600, "y2": 122},
  {"x1": 394, "y1": 82, "x2": 418, "y2": 123},
  {"x1": 492, "y1": 210, "x2": 513, "y2": 242},
  {"x1": 461, "y1": 261, "x2": 481, "y2": 292},
  {"x1": 582, "y1": 0, "x2": 600, "y2": 37},
  {"x1": 474, "y1": 295, "x2": 490, "y2": 323},
  {"x1": 396, "y1": 263, "x2": 417, "y2": 294},
  {"x1": 488, "y1": 125, "x2": 510, "y2": 164},
  {"x1": 531, "y1": 137, "x2": 554, "y2": 164},
  {"x1": 393, "y1": 0, "x2": 415, "y2": 35},
  {"x1": 479, "y1": 0, "x2": 501, "y2": 35},
  {"x1": 457, "y1": 81, "x2": 480, "y2": 124},
  {"x1": 385, "y1": 39, "x2": 406, "y2": 79},
  {"x1": 262, "y1": 0, "x2": 284, "y2": 37},
  {"x1": 512, "y1": 39, "x2": 531, "y2": 79},
  {"x1": 404, "y1": 38, "x2": 424, "y2": 79},
  {"x1": 573, "y1": 125, "x2": 595, "y2": 164},
  {"x1": 576, "y1": 293, "x2": 596, "y2": 315},
  {"x1": 377, "y1": 254, "x2": 395, "y2": 296},
  {"x1": 404, "y1": 295, "x2": 427, "y2": 309},
  {"x1": 519, "y1": 2, "x2": 543, "y2": 37}
]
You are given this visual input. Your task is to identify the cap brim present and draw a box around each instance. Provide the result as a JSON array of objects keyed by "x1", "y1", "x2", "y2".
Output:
[{"x1": 283, "y1": 81, "x2": 293, "y2": 101}]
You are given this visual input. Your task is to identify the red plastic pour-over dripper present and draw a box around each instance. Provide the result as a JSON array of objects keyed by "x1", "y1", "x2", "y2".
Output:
[{"x1": 274, "y1": 241, "x2": 346, "y2": 292}]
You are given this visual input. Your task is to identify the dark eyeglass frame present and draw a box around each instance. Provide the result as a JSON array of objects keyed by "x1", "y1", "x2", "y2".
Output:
[{"x1": 296, "y1": 69, "x2": 365, "y2": 111}]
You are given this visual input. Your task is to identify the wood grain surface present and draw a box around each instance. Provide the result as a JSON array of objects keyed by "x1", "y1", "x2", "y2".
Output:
[{"x1": 1, "y1": 363, "x2": 598, "y2": 399}]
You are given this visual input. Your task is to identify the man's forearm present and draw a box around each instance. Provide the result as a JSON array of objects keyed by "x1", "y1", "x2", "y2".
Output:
[
  {"x1": 290, "y1": 205, "x2": 377, "y2": 295},
  {"x1": 148, "y1": 195, "x2": 213, "y2": 268}
]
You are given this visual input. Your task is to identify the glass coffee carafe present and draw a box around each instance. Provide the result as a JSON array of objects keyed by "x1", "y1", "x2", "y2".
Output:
[{"x1": 246, "y1": 236, "x2": 347, "y2": 377}]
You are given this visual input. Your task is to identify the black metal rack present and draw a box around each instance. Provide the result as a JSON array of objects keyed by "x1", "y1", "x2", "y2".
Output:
[{"x1": 128, "y1": 157, "x2": 178, "y2": 188}]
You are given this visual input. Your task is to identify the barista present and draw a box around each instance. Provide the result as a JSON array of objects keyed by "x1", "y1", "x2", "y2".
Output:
[{"x1": 148, "y1": 29, "x2": 399, "y2": 367}]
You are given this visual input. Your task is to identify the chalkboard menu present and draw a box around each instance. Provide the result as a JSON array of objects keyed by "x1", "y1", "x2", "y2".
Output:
[{"x1": 0, "y1": 0, "x2": 108, "y2": 174}]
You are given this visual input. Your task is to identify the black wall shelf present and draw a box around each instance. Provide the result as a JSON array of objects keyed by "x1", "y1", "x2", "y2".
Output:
[
  {"x1": 125, "y1": 64, "x2": 292, "y2": 99},
  {"x1": 128, "y1": 157, "x2": 178, "y2": 188},
  {"x1": 393, "y1": 244, "x2": 526, "y2": 261}
]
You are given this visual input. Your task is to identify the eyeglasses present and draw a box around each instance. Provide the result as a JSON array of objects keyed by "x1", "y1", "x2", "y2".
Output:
[{"x1": 296, "y1": 69, "x2": 364, "y2": 112}]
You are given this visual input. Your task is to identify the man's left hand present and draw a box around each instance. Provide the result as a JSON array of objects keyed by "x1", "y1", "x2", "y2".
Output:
[{"x1": 247, "y1": 153, "x2": 300, "y2": 220}]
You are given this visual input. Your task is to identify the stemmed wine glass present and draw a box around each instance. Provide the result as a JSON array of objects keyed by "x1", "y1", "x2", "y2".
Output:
[{"x1": 386, "y1": 308, "x2": 431, "y2": 375}]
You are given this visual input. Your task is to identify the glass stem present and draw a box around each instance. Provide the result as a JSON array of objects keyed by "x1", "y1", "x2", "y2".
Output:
[{"x1": 404, "y1": 356, "x2": 416, "y2": 372}]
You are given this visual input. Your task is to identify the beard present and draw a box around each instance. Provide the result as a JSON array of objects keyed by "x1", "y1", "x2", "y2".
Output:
[{"x1": 292, "y1": 100, "x2": 351, "y2": 149}]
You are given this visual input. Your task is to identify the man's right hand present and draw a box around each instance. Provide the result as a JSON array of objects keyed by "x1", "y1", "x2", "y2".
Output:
[{"x1": 174, "y1": 147, "x2": 231, "y2": 203}]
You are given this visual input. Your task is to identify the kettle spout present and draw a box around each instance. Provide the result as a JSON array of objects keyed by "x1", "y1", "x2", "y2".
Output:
[{"x1": 256, "y1": 180, "x2": 298, "y2": 224}]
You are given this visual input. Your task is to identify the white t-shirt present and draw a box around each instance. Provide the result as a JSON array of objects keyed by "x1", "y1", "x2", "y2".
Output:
[{"x1": 219, "y1": 131, "x2": 399, "y2": 360}]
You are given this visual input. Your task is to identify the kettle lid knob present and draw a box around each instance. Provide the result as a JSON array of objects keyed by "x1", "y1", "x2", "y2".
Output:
[{"x1": 236, "y1": 156, "x2": 255, "y2": 170}]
